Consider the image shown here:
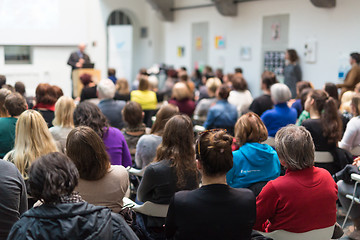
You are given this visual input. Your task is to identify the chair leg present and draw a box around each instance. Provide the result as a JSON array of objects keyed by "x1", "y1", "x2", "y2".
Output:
[{"x1": 342, "y1": 182, "x2": 359, "y2": 229}]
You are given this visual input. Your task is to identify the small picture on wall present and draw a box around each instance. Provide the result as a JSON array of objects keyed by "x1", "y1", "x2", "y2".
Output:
[
  {"x1": 215, "y1": 36, "x2": 225, "y2": 49},
  {"x1": 195, "y1": 37, "x2": 202, "y2": 51},
  {"x1": 271, "y1": 23, "x2": 280, "y2": 41},
  {"x1": 177, "y1": 46, "x2": 185, "y2": 57},
  {"x1": 240, "y1": 47, "x2": 251, "y2": 60}
]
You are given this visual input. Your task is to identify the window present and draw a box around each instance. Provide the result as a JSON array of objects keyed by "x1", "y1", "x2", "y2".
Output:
[{"x1": 4, "y1": 46, "x2": 32, "y2": 64}]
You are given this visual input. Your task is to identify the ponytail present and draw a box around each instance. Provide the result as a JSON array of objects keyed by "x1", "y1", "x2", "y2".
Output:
[
  {"x1": 310, "y1": 90, "x2": 342, "y2": 144},
  {"x1": 321, "y1": 96, "x2": 342, "y2": 144}
]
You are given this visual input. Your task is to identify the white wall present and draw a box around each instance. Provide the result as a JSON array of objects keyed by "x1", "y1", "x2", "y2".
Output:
[
  {"x1": 164, "y1": 0, "x2": 360, "y2": 97},
  {"x1": 0, "y1": 0, "x2": 165, "y2": 96},
  {"x1": 0, "y1": 46, "x2": 76, "y2": 97}
]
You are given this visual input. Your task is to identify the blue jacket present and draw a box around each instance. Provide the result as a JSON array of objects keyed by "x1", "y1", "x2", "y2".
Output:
[
  {"x1": 226, "y1": 142, "x2": 280, "y2": 188},
  {"x1": 261, "y1": 103, "x2": 297, "y2": 137},
  {"x1": 203, "y1": 100, "x2": 237, "y2": 130}
]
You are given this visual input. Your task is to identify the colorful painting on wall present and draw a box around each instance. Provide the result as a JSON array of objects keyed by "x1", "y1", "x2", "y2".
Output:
[
  {"x1": 215, "y1": 36, "x2": 225, "y2": 49},
  {"x1": 177, "y1": 46, "x2": 185, "y2": 57}
]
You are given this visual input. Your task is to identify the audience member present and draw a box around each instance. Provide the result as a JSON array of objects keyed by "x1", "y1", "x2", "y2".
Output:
[
  {"x1": 33, "y1": 83, "x2": 57, "y2": 128},
  {"x1": 114, "y1": 78, "x2": 131, "y2": 101},
  {"x1": 339, "y1": 91, "x2": 356, "y2": 130},
  {"x1": 135, "y1": 104, "x2": 179, "y2": 169},
  {"x1": 215, "y1": 68, "x2": 223, "y2": 82},
  {"x1": 302, "y1": 90, "x2": 343, "y2": 174},
  {"x1": 337, "y1": 52, "x2": 360, "y2": 97},
  {"x1": 261, "y1": 83, "x2": 297, "y2": 137},
  {"x1": 52, "y1": 85, "x2": 64, "y2": 100},
  {"x1": 108, "y1": 68, "x2": 117, "y2": 84},
  {"x1": 166, "y1": 129, "x2": 256, "y2": 240},
  {"x1": 49, "y1": 96, "x2": 75, "y2": 153},
  {"x1": 254, "y1": 125, "x2": 338, "y2": 233},
  {"x1": 0, "y1": 159, "x2": 27, "y2": 239},
  {"x1": 131, "y1": 77, "x2": 158, "y2": 127},
  {"x1": 0, "y1": 88, "x2": 11, "y2": 117},
  {"x1": 284, "y1": 49, "x2": 302, "y2": 98},
  {"x1": 198, "y1": 73, "x2": 216, "y2": 101},
  {"x1": 295, "y1": 88, "x2": 312, "y2": 126},
  {"x1": 168, "y1": 82, "x2": 195, "y2": 117},
  {"x1": 131, "y1": 68, "x2": 148, "y2": 91},
  {"x1": 0, "y1": 93, "x2": 27, "y2": 158},
  {"x1": 249, "y1": 71, "x2": 278, "y2": 117},
  {"x1": 7, "y1": 152, "x2": 138, "y2": 239},
  {"x1": 14, "y1": 81, "x2": 34, "y2": 109},
  {"x1": 73, "y1": 101, "x2": 131, "y2": 167},
  {"x1": 226, "y1": 113, "x2": 280, "y2": 195},
  {"x1": 137, "y1": 115, "x2": 199, "y2": 230},
  {"x1": 79, "y1": 73, "x2": 97, "y2": 102},
  {"x1": 228, "y1": 76, "x2": 253, "y2": 116},
  {"x1": 0, "y1": 75, "x2": 6, "y2": 88},
  {"x1": 324, "y1": 82, "x2": 339, "y2": 106},
  {"x1": 291, "y1": 81, "x2": 313, "y2": 117},
  {"x1": 203, "y1": 84, "x2": 238, "y2": 135},
  {"x1": 339, "y1": 94, "x2": 360, "y2": 152},
  {"x1": 193, "y1": 77, "x2": 221, "y2": 123},
  {"x1": 4, "y1": 110, "x2": 58, "y2": 179},
  {"x1": 336, "y1": 159, "x2": 360, "y2": 239},
  {"x1": 122, "y1": 101, "x2": 149, "y2": 162},
  {"x1": 97, "y1": 79, "x2": 126, "y2": 129},
  {"x1": 131, "y1": 77, "x2": 157, "y2": 110},
  {"x1": 66, "y1": 126, "x2": 129, "y2": 212},
  {"x1": 302, "y1": 90, "x2": 342, "y2": 151},
  {"x1": 178, "y1": 72, "x2": 195, "y2": 97},
  {"x1": 355, "y1": 82, "x2": 360, "y2": 93}
]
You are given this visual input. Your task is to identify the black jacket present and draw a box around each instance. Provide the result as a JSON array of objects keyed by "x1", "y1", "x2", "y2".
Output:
[{"x1": 7, "y1": 202, "x2": 138, "y2": 240}]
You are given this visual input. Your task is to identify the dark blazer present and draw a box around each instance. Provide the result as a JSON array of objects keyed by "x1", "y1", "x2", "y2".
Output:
[{"x1": 67, "y1": 51, "x2": 91, "y2": 70}]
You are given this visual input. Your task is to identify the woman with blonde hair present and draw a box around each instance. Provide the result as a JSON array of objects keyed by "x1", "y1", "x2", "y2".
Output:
[
  {"x1": 4, "y1": 110, "x2": 58, "y2": 179},
  {"x1": 114, "y1": 78, "x2": 130, "y2": 101},
  {"x1": 49, "y1": 96, "x2": 76, "y2": 153},
  {"x1": 168, "y1": 82, "x2": 195, "y2": 117}
]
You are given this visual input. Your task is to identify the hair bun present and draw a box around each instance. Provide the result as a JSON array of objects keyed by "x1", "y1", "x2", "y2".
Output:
[{"x1": 209, "y1": 131, "x2": 233, "y2": 151}]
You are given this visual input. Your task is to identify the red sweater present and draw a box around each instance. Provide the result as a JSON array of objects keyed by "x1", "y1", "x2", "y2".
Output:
[{"x1": 254, "y1": 166, "x2": 338, "y2": 233}]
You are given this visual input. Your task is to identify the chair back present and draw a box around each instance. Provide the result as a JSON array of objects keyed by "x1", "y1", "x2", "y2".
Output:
[
  {"x1": 122, "y1": 197, "x2": 169, "y2": 218},
  {"x1": 314, "y1": 151, "x2": 333, "y2": 163},
  {"x1": 260, "y1": 225, "x2": 334, "y2": 240},
  {"x1": 262, "y1": 137, "x2": 275, "y2": 147},
  {"x1": 351, "y1": 146, "x2": 360, "y2": 157}
]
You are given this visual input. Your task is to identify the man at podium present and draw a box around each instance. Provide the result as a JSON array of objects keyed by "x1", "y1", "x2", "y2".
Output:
[{"x1": 67, "y1": 43, "x2": 91, "y2": 70}]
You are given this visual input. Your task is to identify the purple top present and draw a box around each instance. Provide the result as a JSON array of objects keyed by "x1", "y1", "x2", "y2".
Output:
[
  {"x1": 102, "y1": 127, "x2": 132, "y2": 167},
  {"x1": 168, "y1": 98, "x2": 195, "y2": 117}
]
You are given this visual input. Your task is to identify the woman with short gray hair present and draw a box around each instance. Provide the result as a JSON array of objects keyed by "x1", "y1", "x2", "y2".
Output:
[
  {"x1": 254, "y1": 125, "x2": 338, "y2": 233},
  {"x1": 275, "y1": 124, "x2": 314, "y2": 170},
  {"x1": 260, "y1": 83, "x2": 297, "y2": 137}
]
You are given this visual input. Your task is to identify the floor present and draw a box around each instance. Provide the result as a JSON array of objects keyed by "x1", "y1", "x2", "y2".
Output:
[{"x1": 337, "y1": 206, "x2": 355, "y2": 240}]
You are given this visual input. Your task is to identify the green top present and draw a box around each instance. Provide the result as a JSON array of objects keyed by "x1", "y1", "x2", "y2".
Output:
[
  {"x1": 0, "y1": 117, "x2": 17, "y2": 158},
  {"x1": 296, "y1": 110, "x2": 310, "y2": 126}
]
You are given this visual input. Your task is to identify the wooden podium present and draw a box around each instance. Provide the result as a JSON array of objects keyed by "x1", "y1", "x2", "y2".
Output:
[{"x1": 72, "y1": 69, "x2": 101, "y2": 98}]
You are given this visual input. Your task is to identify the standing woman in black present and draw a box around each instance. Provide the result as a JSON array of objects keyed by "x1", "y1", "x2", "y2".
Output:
[
  {"x1": 165, "y1": 129, "x2": 256, "y2": 240},
  {"x1": 284, "y1": 49, "x2": 302, "y2": 98}
]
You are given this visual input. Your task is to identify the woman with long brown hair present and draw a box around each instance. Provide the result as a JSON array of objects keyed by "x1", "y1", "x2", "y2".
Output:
[
  {"x1": 135, "y1": 104, "x2": 179, "y2": 169},
  {"x1": 66, "y1": 126, "x2": 129, "y2": 212},
  {"x1": 302, "y1": 89, "x2": 342, "y2": 173},
  {"x1": 137, "y1": 114, "x2": 199, "y2": 232},
  {"x1": 137, "y1": 114, "x2": 199, "y2": 203}
]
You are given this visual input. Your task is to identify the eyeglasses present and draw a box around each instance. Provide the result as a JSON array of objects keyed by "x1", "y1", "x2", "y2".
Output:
[{"x1": 196, "y1": 129, "x2": 227, "y2": 160}]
